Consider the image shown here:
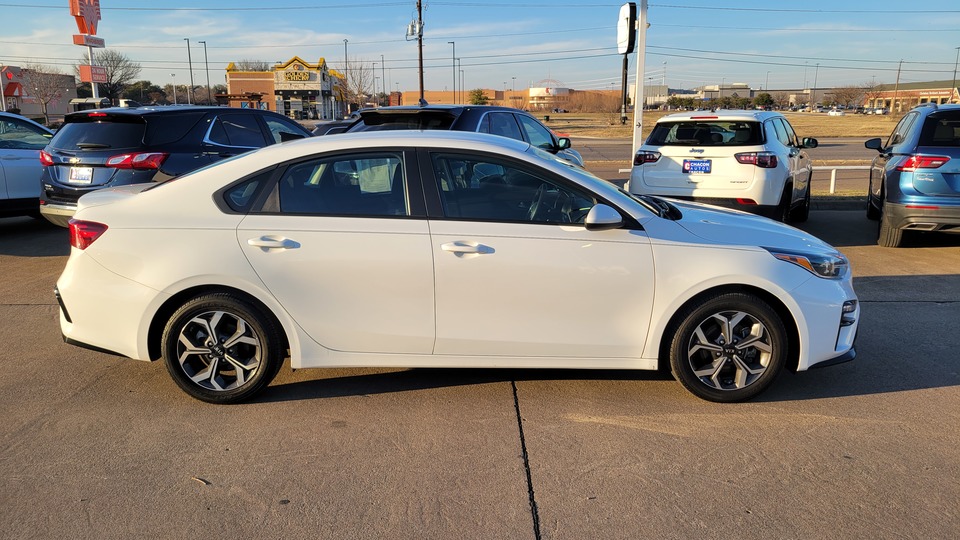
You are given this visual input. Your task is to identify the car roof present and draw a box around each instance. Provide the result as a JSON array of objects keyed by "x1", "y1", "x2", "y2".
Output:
[
  {"x1": 656, "y1": 110, "x2": 782, "y2": 122},
  {"x1": 63, "y1": 105, "x2": 271, "y2": 119},
  {"x1": 0, "y1": 111, "x2": 54, "y2": 133},
  {"x1": 358, "y1": 104, "x2": 522, "y2": 115}
]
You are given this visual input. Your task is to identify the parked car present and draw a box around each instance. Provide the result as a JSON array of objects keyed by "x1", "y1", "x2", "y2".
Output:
[
  {"x1": 311, "y1": 110, "x2": 362, "y2": 136},
  {"x1": 864, "y1": 103, "x2": 960, "y2": 247},
  {"x1": 344, "y1": 104, "x2": 585, "y2": 167},
  {"x1": 0, "y1": 112, "x2": 54, "y2": 219},
  {"x1": 39, "y1": 106, "x2": 311, "y2": 226},
  {"x1": 55, "y1": 131, "x2": 858, "y2": 404},
  {"x1": 628, "y1": 110, "x2": 818, "y2": 222},
  {"x1": 827, "y1": 109, "x2": 846, "y2": 116}
]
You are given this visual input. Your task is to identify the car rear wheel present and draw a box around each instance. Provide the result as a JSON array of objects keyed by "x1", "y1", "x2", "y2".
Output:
[
  {"x1": 789, "y1": 184, "x2": 811, "y2": 223},
  {"x1": 776, "y1": 185, "x2": 792, "y2": 223},
  {"x1": 161, "y1": 293, "x2": 284, "y2": 404},
  {"x1": 669, "y1": 292, "x2": 787, "y2": 403},
  {"x1": 877, "y1": 201, "x2": 905, "y2": 248}
]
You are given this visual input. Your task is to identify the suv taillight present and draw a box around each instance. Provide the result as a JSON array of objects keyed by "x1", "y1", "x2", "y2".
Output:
[
  {"x1": 68, "y1": 220, "x2": 108, "y2": 250},
  {"x1": 39, "y1": 150, "x2": 54, "y2": 166},
  {"x1": 735, "y1": 152, "x2": 778, "y2": 168},
  {"x1": 633, "y1": 151, "x2": 661, "y2": 165},
  {"x1": 106, "y1": 152, "x2": 168, "y2": 170},
  {"x1": 895, "y1": 155, "x2": 949, "y2": 171}
]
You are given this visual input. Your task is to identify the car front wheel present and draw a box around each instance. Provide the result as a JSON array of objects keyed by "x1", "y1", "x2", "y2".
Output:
[
  {"x1": 161, "y1": 293, "x2": 284, "y2": 404},
  {"x1": 669, "y1": 292, "x2": 787, "y2": 402}
]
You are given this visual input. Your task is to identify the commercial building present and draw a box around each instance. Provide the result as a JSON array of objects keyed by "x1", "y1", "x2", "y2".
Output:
[
  {"x1": 224, "y1": 57, "x2": 346, "y2": 120},
  {"x1": 863, "y1": 80, "x2": 958, "y2": 113},
  {"x1": 1, "y1": 65, "x2": 77, "y2": 123}
]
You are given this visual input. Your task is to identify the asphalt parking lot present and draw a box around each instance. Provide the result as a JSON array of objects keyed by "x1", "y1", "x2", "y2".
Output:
[{"x1": 1, "y1": 208, "x2": 958, "y2": 539}]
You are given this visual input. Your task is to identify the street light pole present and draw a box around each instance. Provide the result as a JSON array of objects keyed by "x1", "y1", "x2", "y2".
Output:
[
  {"x1": 171, "y1": 73, "x2": 177, "y2": 105},
  {"x1": 448, "y1": 41, "x2": 456, "y2": 104},
  {"x1": 184, "y1": 38, "x2": 194, "y2": 104},
  {"x1": 343, "y1": 39, "x2": 348, "y2": 112},
  {"x1": 952, "y1": 46, "x2": 960, "y2": 104},
  {"x1": 198, "y1": 40, "x2": 211, "y2": 105},
  {"x1": 765, "y1": 70, "x2": 770, "y2": 91},
  {"x1": 813, "y1": 63, "x2": 820, "y2": 107},
  {"x1": 381, "y1": 54, "x2": 385, "y2": 104}
]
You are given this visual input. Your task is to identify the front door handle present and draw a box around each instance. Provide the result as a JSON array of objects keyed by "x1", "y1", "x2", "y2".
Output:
[
  {"x1": 441, "y1": 241, "x2": 494, "y2": 255},
  {"x1": 247, "y1": 236, "x2": 301, "y2": 250}
]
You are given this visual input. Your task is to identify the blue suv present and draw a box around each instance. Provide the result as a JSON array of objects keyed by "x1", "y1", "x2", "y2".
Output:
[{"x1": 865, "y1": 104, "x2": 960, "y2": 247}]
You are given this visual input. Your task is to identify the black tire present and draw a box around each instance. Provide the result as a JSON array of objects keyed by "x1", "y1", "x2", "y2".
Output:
[
  {"x1": 669, "y1": 292, "x2": 787, "y2": 403},
  {"x1": 877, "y1": 203, "x2": 905, "y2": 247},
  {"x1": 775, "y1": 185, "x2": 792, "y2": 223},
  {"x1": 789, "y1": 184, "x2": 811, "y2": 223},
  {"x1": 865, "y1": 192, "x2": 881, "y2": 221},
  {"x1": 161, "y1": 293, "x2": 284, "y2": 404}
]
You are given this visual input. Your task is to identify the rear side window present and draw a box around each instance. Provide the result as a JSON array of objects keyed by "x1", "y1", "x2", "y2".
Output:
[
  {"x1": 647, "y1": 121, "x2": 762, "y2": 146},
  {"x1": 918, "y1": 111, "x2": 960, "y2": 147},
  {"x1": 143, "y1": 112, "x2": 206, "y2": 146},
  {"x1": 479, "y1": 112, "x2": 524, "y2": 141},
  {"x1": 207, "y1": 114, "x2": 267, "y2": 148},
  {"x1": 516, "y1": 115, "x2": 555, "y2": 150},
  {"x1": 277, "y1": 152, "x2": 408, "y2": 216},
  {"x1": 222, "y1": 168, "x2": 275, "y2": 212},
  {"x1": 51, "y1": 117, "x2": 146, "y2": 150}
]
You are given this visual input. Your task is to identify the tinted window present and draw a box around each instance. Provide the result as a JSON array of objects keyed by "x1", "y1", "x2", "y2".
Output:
[
  {"x1": 516, "y1": 115, "x2": 555, "y2": 150},
  {"x1": 780, "y1": 118, "x2": 800, "y2": 146},
  {"x1": 431, "y1": 152, "x2": 595, "y2": 224},
  {"x1": 143, "y1": 112, "x2": 206, "y2": 146},
  {"x1": 263, "y1": 116, "x2": 307, "y2": 144},
  {"x1": 886, "y1": 112, "x2": 919, "y2": 147},
  {"x1": 647, "y1": 121, "x2": 762, "y2": 146},
  {"x1": 223, "y1": 168, "x2": 274, "y2": 212},
  {"x1": 770, "y1": 118, "x2": 790, "y2": 146},
  {"x1": 51, "y1": 117, "x2": 146, "y2": 150},
  {"x1": 209, "y1": 114, "x2": 266, "y2": 147},
  {"x1": 278, "y1": 153, "x2": 408, "y2": 216},
  {"x1": 348, "y1": 112, "x2": 456, "y2": 132},
  {"x1": 479, "y1": 112, "x2": 524, "y2": 141},
  {"x1": 919, "y1": 111, "x2": 960, "y2": 147},
  {"x1": 0, "y1": 118, "x2": 50, "y2": 150}
]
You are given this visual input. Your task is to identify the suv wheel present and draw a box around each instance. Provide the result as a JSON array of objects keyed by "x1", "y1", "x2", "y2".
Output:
[
  {"x1": 877, "y1": 201, "x2": 905, "y2": 248},
  {"x1": 789, "y1": 184, "x2": 811, "y2": 223},
  {"x1": 776, "y1": 185, "x2": 792, "y2": 223}
]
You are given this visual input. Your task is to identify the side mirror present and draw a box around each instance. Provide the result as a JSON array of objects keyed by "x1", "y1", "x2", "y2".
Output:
[
  {"x1": 864, "y1": 137, "x2": 883, "y2": 152},
  {"x1": 584, "y1": 204, "x2": 623, "y2": 231},
  {"x1": 556, "y1": 137, "x2": 571, "y2": 151},
  {"x1": 802, "y1": 137, "x2": 818, "y2": 149}
]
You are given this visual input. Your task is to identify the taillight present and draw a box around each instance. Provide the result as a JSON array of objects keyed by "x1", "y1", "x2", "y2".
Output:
[
  {"x1": 68, "y1": 220, "x2": 108, "y2": 250},
  {"x1": 105, "y1": 152, "x2": 168, "y2": 170},
  {"x1": 39, "y1": 150, "x2": 53, "y2": 166},
  {"x1": 895, "y1": 155, "x2": 949, "y2": 171},
  {"x1": 88, "y1": 112, "x2": 107, "y2": 117},
  {"x1": 735, "y1": 152, "x2": 778, "y2": 168},
  {"x1": 633, "y1": 151, "x2": 661, "y2": 165}
]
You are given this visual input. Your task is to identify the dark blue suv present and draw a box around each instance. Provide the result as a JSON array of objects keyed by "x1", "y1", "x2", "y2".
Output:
[{"x1": 865, "y1": 104, "x2": 960, "y2": 247}]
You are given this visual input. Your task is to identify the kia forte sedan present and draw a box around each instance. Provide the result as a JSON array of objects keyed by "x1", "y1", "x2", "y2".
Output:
[{"x1": 56, "y1": 131, "x2": 858, "y2": 404}]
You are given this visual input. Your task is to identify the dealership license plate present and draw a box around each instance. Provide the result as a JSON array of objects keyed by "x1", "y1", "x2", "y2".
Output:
[
  {"x1": 68, "y1": 166, "x2": 94, "y2": 184},
  {"x1": 682, "y1": 159, "x2": 711, "y2": 174}
]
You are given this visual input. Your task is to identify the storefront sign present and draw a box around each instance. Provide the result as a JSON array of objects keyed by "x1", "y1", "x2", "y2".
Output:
[
  {"x1": 73, "y1": 34, "x2": 105, "y2": 48},
  {"x1": 284, "y1": 71, "x2": 311, "y2": 82},
  {"x1": 70, "y1": 0, "x2": 102, "y2": 35},
  {"x1": 79, "y1": 64, "x2": 108, "y2": 83}
]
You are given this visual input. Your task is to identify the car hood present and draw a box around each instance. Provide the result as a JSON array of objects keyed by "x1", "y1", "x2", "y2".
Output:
[{"x1": 671, "y1": 200, "x2": 837, "y2": 254}]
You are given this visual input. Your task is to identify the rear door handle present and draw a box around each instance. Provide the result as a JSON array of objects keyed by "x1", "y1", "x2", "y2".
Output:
[
  {"x1": 247, "y1": 236, "x2": 301, "y2": 250},
  {"x1": 441, "y1": 241, "x2": 494, "y2": 255}
]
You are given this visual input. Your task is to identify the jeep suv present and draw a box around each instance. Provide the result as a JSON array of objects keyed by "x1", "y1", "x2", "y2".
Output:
[
  {"x1": 865, "y1": 103, "x2": 960, "y2": 247},
  {"x1": 344, "y1": 105, "x2": 584, "y2": 167},
  {"x1": 39, "y1": 106, "x2": 311, "y2": 226},
  {"x1": 628, "y1": 110, "x2": 818, "y2": 222}
]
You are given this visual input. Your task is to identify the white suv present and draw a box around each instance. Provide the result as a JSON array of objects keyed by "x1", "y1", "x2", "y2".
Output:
[{"x1": 628, "y1": 110, "x2": 818, "y2": 222}]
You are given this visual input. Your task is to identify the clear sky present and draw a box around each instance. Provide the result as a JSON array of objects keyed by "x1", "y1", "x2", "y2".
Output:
[{"x1": 2, "y1": 0, "x2": 960, "y2": 93}]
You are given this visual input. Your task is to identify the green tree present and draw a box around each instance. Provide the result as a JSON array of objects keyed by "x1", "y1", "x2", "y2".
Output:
[
  {"x1": 753, "y1": 92, "x2": 774, "y2": 109},
  {"x1": 469, "y1": 88, "x2": 489, "y2": 105}
]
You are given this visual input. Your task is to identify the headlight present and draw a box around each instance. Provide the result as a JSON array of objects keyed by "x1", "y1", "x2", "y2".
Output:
[{"x1": 764, "y1": 248, "x2": 848, "y2": 279}]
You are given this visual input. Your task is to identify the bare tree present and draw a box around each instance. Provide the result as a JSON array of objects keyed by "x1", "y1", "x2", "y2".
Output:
[
  {"x1": 76, "y1": 49, "x2": 141, "y2": 101},
  {"x1": 771, "y1": 91, "x2": 791, "y2": 110},
  {"x1": 832, "y1": 85, "x2": 865, "y2": 108},
  {"x1": 861, "y1": 81, "x2": 885, "y2": 109},
  {"x1": 344, "y1": 59, "x2": 375, "y2": 108},
  {"x1": 233, "y1": 59, "x2": 271, "y2": 71},
  {"x1": 21, "y1": 63, "x2": 67, "y2": 125}
]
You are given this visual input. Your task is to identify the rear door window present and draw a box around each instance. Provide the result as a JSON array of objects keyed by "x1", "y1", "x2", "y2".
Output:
[
  {"x1": 208, "y1": 114, "x2": 267, "y2": 148},
  {"x1": 647, "y1": 121, "x2": 762, "y2": 146},
  {"x1": 479, "y1": 112, "x2": 524, "y2": 141},
  {"x1": 886, "y1": 112, "x2": 919, "y2": 147},
  {"x1": 277, "y1": 152, "x2": 409, "y2": 216}
]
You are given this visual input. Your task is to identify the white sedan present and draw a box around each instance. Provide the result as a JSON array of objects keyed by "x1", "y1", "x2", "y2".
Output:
[{"x1": 56, "y1": 131, "x2": 859, "y2": 404}]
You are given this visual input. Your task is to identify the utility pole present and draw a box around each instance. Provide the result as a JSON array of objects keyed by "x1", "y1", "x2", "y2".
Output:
[
  {"x1": 343, "y1": 39, "x2": 348, "y2": 112},
  {"x1": 892, "y1": 59, "x2": 903, "y2": 114},
  {"x1": 952, "y1": 46, "x2": 959, "y2": 104},
  {"x1": 448, "y1": 41, "x2": 456, "y2": 104},
  {"x1": 417, "y1": 0, "x2": 424, "y2": 104},
  {"x1": 381, "y1": 54, "x2": 386, "y2": 105}
]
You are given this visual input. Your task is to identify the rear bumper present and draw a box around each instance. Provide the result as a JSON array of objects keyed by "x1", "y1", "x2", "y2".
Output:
[
  {"x1": 884, "y1": 201, "x2": 960, "y2": 233},
  {"x1": 39, "y1": 201, "x2": 77, "y2": 227}
]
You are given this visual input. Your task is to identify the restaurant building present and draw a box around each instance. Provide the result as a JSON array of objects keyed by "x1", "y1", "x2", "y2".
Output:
[{"x1": 224, "y1": 57, "x2": 345, "y2": 120}]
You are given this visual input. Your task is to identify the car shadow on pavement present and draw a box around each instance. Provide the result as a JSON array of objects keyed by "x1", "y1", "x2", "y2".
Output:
[{"x1": 0, "y1": 217, "x2": 69, "y2": 257}]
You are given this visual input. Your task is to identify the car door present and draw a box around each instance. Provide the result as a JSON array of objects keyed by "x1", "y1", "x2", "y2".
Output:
[
  {"x1": 768, "y1": 118, "x2": 802, "y2": 204},
  {"x1": 870, "y1": 112, "x2": 919, "y2": 199},
  {"x1": 0, "y1": 116, "x2": 51, "y2": 200},
  {"x1": 779, "y1": 117, "x2": 812, "y2": 202},
  {"x1": 237, "y1": 149, "x2": 436, "y2": 354},
  {"x1": 421, "y1": 149, "x2": 656, "y2": 359}
]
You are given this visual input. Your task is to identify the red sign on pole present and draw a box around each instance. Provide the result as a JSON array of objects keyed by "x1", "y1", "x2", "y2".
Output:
[
  {"x1": 73, "y1": 34, "x2": 105, "y2": 48},
  {"x1": 70, "y1": 0, "x2": 102, "y2": 35},
  {"x1": 79, "y1": 65, "x2": 108, "y2": 84}
]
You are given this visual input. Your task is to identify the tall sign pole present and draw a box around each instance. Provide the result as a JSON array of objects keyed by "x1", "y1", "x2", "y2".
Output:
[
  {"x1": 616, "y1": 3, "x2": 636, "y2": 126},
  {"x1": 631, "y1": 0, "x2": 648, "y2": 159},
  {"x1": 70, "y1": 0, "x2": 106, "y2": 100}
]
